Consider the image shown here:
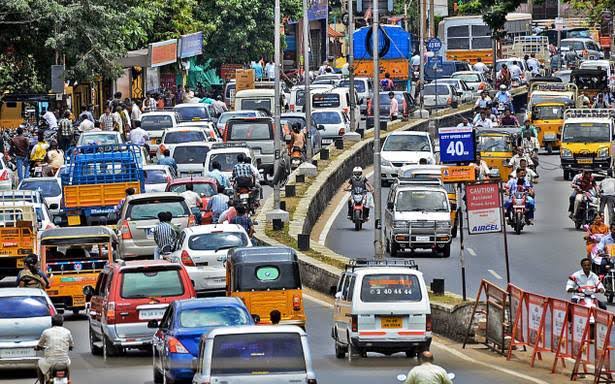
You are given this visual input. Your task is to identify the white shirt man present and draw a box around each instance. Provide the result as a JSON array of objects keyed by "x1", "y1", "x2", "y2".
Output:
[
  {"x1": 566, "y1": 268, "x2": 605, "y2": 296},
  {"x1": 473, "y1": 61, "x2": 489, "y2": 74},
  {"x1": 509, "y1": 63, "x2": 523, "y2": 79},
  {"x1": 78, "y1": 118, "x2": 95, "y2": 133},
  {"x1": 131, "y1": 102, "x2": 142, "y2": 122},
  {"x1": 265, "y1": 62, "x2": 275, "y2": 80},
  {"x1": 474, "y1": 115, "x2": 493, "y2": 129},
  {"x1": 389, "y1": 96, "x2": 399, "y2": 119},
  {"x1": 475, "y1": 94, "x2": 492, "y2": 109},
  {"x1": 508, "y1": 153, "x2": 534, "y2": 169},
  {"x1": 526, "y1": 57, "x2": 540, "y2": 75},
  {"x1": 129, "y1": 126, "x2": 149, "y2": 146},
  {"x1": 510, "y1": 167, "x2": 538, "y2": 184},
  {"x1": 411, "y1": 54, "x2": 421, "y2": 67},
  {"x1": 37, "y1": 324, "x2": 74, "y2": 378},
  {"x1": 181, "y1": 190, "x2": 202, "y2": 209},
  {"x1": 43, "y1": 110, "x2": 58, "y2": 129}
]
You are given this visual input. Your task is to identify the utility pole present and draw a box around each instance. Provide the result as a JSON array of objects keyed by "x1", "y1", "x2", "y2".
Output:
[
  {"x1": 303, "y1": 0, "x2": 313, "y2": 161},
  {"x1": 419, "y1": 0, "x2": 425, "y2": 111},
  {"x1": 428, "y1": 0, "x2": 435, "y2": 38},
  {"x1": 557, "y1": 0, "x2": 562, "y2": 69},
  {"x1": 348, "y1": 0, "x2": 356, "y2": 133},
  {"x1": 267, "y1": 0, "x2": 289, "y2": 225},
  {"x1": 372, "y1": 0, "x2": 384, "y2": 259}
]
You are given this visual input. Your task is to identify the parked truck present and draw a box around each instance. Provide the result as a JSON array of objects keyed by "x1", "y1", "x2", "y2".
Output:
[
  {"x1": 60, "y1": 144, "x2": 144, "y2": 226},
  {"x1": 0, "y1": 203, "x2": 38, "y2": 279}
]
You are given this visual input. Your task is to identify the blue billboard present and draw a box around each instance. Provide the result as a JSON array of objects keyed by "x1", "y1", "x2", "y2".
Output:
[{"x1": 178, "y1": 32, "x2": 203, "y2": 58}]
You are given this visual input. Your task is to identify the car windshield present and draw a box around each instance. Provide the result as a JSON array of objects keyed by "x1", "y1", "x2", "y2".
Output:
[
  {"x1": 312, "y1": 111, "x2": 342, "y2": 124},
  {"x1": 188, "y1": 232, "x2": 248, "y2": 251},
  {"x1": 219, "y1": 112, "x2": 254, "y2": 125},
  {"x1": 423, "y1": 85, "x2": 451, "y2": 96},
  {"x1": 312, "y1": 93, "x2": 341, "y2": 108},
  {"x1": 80, "y1": 133, "x2": 119, "y2": 145},
  {"x1": 573, "y1": 73, "x2": 608, "y2": 88},
  {"x1": 530, "y1": 94, "x2": 573, "y2": 106},
  {"x1": 228, "y1": 122, "x2": 272, "y2": 141},
  {"x1": 164, "y1": 131, "x2": 206, "y2": 144},
  {"x1": 0, "y1": 296, "x2": 50, "y2": 318},
  {"x1": 179, "y1": 306, "x2": 251, "y2": 328},
  {"x1": 175, "y1": 106, "x2": 210, "y2": 121},
  {"x1": 168, "y1": 183, "x2": 216, "y2": 196},
  {"x1": 339, "y1": 80, "x2": 366, "y2": 92},
  {"x1": 211, "y1": 333, "x2": 306, "y2": 375},
  {"x1": 240, "y1": 98, "x2": 271, "y2": 112},
  {"x1": 378, "y1": 92, "x2": 404, "y2": 107},
  {"x1": 360, "y1": 274, "x2": 422, "y2": 302},
  {"x1": 173, "y1": 146, "x2": 210, "y2": 164},
  {"x1": 141, "y1": 115, "x2": 174, "y2": 131},
  {"x1": 568, "y1": 29, "x2": 591, "y2": 38},
  {"x1": 208, "y1": 153, "x2": 242, "y2": 172},
  {"x1": 121, "y1": 268, "x2": 184, "y2": 298},
  {"x1": 561, "y1": 41, "x2": 585, "y2": 51},
  {"x1": 477, "y1": 136, "x2": 511, "y2": 152},
  {"x1": 127, "y1": 200, "x2": 189, "y2": 220},
  {"x1": 452, "y1": 73, "x2": 480, "y2": 82},
  {"x1": 562, "y1": 123, "x2": 611, "y2": 143},
  {"x1": 396, "y1": 190, "x2": 449, "y2": 211},
  {"x1": 144, "y1": 169, "x2": 168, "y2": 184},
  {"x1": 532, "y1": 105, "x2": 564, "y2": 120},
  {"x1": 19, "y1": 180, "x2": 61, "y2": 198},
  {"x1": 383, "y1": 135, "x2": 431, "y2": 152}
]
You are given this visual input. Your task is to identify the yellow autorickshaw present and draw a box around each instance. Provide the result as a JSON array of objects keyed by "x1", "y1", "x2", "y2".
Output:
[
  {"x1": 529, "y1": 101, "x2": 566, "y2": 154},
  {"x1": 40, "y1": 226, "x2": 116, "y2": 315},
  {"x1": 224, "y1": 246, "x2": 306, "y2": 328},
  {"x1": 476, "y1": 128, "x2": 518, "y2": 180}
]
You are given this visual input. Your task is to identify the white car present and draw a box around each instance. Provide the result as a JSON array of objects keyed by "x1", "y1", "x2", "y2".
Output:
[
  {"x1": 311, "y1": 109, "x2": 349, "y2": 146},
  {"x1": 140, "y1": 111, "x2": 180, "y2": 156},
  {"x1": 170, "y1": 142, "x2": 213, "y2": 177},
  {"x1": 289, "y1": 84, "x2": 335, "y2": 113},
  {"x1": 204, "y1": 144, "x2": 256, "y2": 181},
  {"x1": 0, "y1": 154, "x2": 15, "y2": 191},
  {"x1": 156, "y1": 126, "x2": 213, "y2": 159},
  {"x1": 173, "y1": 103, "x2": 213, "y2": 123},
  {"x1": 18, "y1": 177, "x2": 63, "y2": 215},
  {"x1": 77, "y1": 131, "x2": 123, "y2": 146},
  {"x1": 177, "y1": 121, "x2": 221, "y2": 141},
  {"x1": 380, "y1": 131, "x2": 436, "y2": 186},
  {"x1": 143, "y1": 164, "x2": 175, "y2": 192},
  {"x1": 422, "y1": 83, "x2": 460, "y2": 110},
  {"x1": 168, "y1": 224, "x2": 253, "y2": 295},
  {"x1": 216, "y1": 110, "x2": 268, "y2": 136},
  {"x1": 435, "y1": 79, "x2": 474, "y2": 104},
  {"x1": 451, "y1": 71, "x2": 491, "y2": 93}
]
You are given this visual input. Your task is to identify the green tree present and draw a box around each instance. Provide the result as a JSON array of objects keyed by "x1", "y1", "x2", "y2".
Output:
[{"x1": 566, "y1": 0, "x2": 610, "y2": 20}]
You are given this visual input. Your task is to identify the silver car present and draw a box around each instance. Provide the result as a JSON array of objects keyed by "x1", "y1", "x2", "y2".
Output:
[
  {"x1": 117, "y1": 192, "x2": 193, "y2": 259},
  {"x1": 0, "y1": 288, "x2": 56, "y2": 369},
  {"x1": 192, "y1": 325, "x2": 316, "y2": 384},
  {"x1": 169, "y1": 142, "x2": 213, "y2": 177}
]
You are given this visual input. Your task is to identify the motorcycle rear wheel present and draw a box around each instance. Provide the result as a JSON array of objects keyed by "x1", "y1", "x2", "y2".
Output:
[{"x1": 515, "y1": 212, "x2": 523, "y2": 234}]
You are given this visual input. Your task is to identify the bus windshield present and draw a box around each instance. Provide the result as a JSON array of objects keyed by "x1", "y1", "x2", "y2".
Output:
[{"x1": 562, "y1": 123, "x2": 610, "y2": 143}]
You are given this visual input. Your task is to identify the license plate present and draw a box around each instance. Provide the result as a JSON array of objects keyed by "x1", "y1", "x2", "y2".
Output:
[
  {"x1": 322, "y1": 139, "x2": 333, "y2": 144},
  {"x1": 577, "y1": 158, "x2": 593, "y2": 164},
  {"x1": 139, "y1": 308, "x2": 166, "y2": 320},
  {"x1": 67, "y1": 215, "x2": 81, "y2": 226},
  {"x1": 145, "y1": 228, "x2": 154, "y2": 239},
  {"x1": 0, "y1": 347, "x2": 35, "y2": 358},
  {"x1": 73, "y1": 296, "x2": 85, "y2": 306},
  {"x1": 416, "y1": 236, "x2": 430, "y2": 242},
  {"x1": 240, "y1": 193, "x2": 250, "y2": 199},
  {"x1": 53, "y1": 378, "x2": 68, "y2": 384},
  {"x1": 381, "y1": 316, "x2": 403, "y2": 329}
]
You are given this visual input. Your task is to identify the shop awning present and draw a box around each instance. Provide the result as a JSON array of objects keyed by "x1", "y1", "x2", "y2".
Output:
[{"x1": 119, "y1": 48, "x2": 149, "y2": 68}]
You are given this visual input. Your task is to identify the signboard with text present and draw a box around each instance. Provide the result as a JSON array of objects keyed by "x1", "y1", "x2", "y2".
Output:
[
  {"x1": 466, "y1": 182, "x2": 502, "y2": 235},
  {"x1": 178, "y1": 32, "x2": 203, "y2": 58},
  {"x1": 438, "y1": 126, "x2": 475, "y2": 164},
  {"x1": 441, "y1": 166, "x2": 475, "y2": 183},
  {"x1": 150, "y1": 39, "x2": 178, "y2": 67}
]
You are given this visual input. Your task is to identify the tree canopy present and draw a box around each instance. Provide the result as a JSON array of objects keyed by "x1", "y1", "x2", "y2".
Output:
[{"x1": 0, "y1": 0, "x2": 301, "y2": 93}]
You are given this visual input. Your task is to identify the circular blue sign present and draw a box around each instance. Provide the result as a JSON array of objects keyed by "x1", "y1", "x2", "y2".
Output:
[{"x1": 427, "y1": 37, "x2": 442, "y2": 52}]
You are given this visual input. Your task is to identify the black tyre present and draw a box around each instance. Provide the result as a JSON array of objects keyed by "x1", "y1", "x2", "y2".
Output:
[
  {"x1": 354, "y1": 219, "x2": 362, "y2": 231},
  {"x1": 390, "y1": 240, "x2": 399, "y2": 257},
  {"x1": 89, "y1": 326, "x2": 102, "y2": 356},
  {"x1": 153, "y1": 365, "x2": 163, "y2": 384},
  {"x1": 546, "y1": 143, "x2": 553, "y2": 155},
  {"x1": 335, "y1": 343, "x2": 346, "y2": 359},
  {"x1": 103, "y1": 334, "x2": 119, "y2": 358},
  {"x1": 608, "y1": 294, "x2": 614, "y2": 304},
  {"x1": 440, "y1": 243, "x2": 451, "y2": 258},
  {"x1": 451, "y1": 221, "x2": 458, "y2": 238},
  {"x1": 515, "y1": 212, "x2": 523, "y2": 234},
  {"x1": 405, "y1": 350, "x2": 416, "y2": 358}
]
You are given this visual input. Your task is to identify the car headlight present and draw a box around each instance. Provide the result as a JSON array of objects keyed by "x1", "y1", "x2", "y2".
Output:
[
  {"x1": 598, "y1": 147, "x2": 609, "y2": 158},
  {"x1": 394, "y1": 220, "x2": 409, "y2": 229},
  {"x1": 561, "y1": 148, "x2": 573, "y2": 158},
  {"x1": 381, "y1": 159, "x2": 392, "y2": 167}
]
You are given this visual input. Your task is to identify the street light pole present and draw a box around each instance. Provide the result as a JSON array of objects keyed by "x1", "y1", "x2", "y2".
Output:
[
  {"x1": 273, "y1": 0, "x2": 282, "y2": 211},
  {"x1": 303, "y1": 0, "x2": 313, "y2": 161},
  {"x1": 372, "y1": 0, "x2": 384, "y2": 259},
  {"x1": 419, "y1": 0, "x2": 425, "y2": 111},
  {"x1": 348, "y1": 0, "x2": 356, "y2": 133}
]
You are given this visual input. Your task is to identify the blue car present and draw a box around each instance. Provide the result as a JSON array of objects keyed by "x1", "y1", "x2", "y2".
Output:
[{"x1": 151, "y1": 297, "x2": 254, "y2": 383}]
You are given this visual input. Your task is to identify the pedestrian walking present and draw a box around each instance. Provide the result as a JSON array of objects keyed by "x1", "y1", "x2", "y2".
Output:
[
  {"x1": 10, "y1": 127, "x2": 30, "y2": 181},
  {"x1": 99, "y1": 106, "x2": 115, "y2": 131},
  {"x1": 58, "y1": 110, "x2": 73, "y2": 151}
]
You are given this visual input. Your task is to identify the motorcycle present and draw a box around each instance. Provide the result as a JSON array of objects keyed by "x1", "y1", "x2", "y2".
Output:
[
  {"x1": 47, "y1": 362, "x2": 71, "y2": 384},
  {"x1": 350, "y1": 186, "x2": 368, "y2": 231},
  {"x1": 508, "y1": 191, "x2": 528, "y2": 234},
  {"x1": 234, "y1": 185, "x2": 259, "y2": 214},
  {"x1": 290, "y1": 146, "x2": 304, "y2": 169},
  {"x1": 573, "y1": 190, "x2": 599, "y2": 230},
  {"x1": 590, "y1": 243, "x2": 615, "y2": 304},
  {"x1": 397, "y1": 372, "x2": 455, "y2": 382}
]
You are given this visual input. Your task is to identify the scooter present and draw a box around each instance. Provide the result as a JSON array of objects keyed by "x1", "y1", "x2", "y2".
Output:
[
  {"x1": 574, "y1": 190, "x2": 599, "y2": 230},
  {"x1": 350, "y1": 186, "x2": 368, "y2": 231},
  {"x1": 396, "y1": 372, "x2": 455, "y2": 382},
  {"x1": 508, "y1": 191, "x2": 528, "y2": 234},
  {"x1": 46, "y1": 362, "x2": 71, "y2": 384},
  {"x1": 290, "y1": 146, "x2": 304, "y2": 169}
]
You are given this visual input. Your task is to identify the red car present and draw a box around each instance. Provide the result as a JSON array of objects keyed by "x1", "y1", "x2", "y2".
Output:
[
  {"x1": 85, "y1": 260, "x2": 196, "y2": 356},
  {"x1": 166, "y1": 177, "x2": 218, "y2": 224}
]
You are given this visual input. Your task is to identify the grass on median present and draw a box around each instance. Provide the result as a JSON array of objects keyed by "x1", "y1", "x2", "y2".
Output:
[{"x1": 428, "y1": 292, "x2": 468, "y2": 306}]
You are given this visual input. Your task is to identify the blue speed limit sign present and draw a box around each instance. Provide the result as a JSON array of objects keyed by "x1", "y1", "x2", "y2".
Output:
[
  {"x1": 427, "y1": 37, "x2": 442, "y2": 52},
  {"x1": 438, "y1": 126, "x2": 475, "y2": 164}
]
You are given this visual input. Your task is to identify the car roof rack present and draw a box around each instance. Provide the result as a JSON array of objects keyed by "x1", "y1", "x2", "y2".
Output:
[
  {"x1": 397, "y1": 175, "x2": 443, "y2": 186},
  {"x1": 210, "y1": 142, "x2": 248, "y2": 150},
  {"x1": 564, "y1": 108, "x2": 615, "y2": 119},
  {"x1": 345, "y1": 258, "x2": 418, "y2": 271}
]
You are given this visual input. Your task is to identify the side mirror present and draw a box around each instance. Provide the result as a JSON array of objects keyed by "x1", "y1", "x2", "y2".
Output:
[
  {"x1": 252, "y1": 314, "x2": 261, "y2": 324},
  {"x1": 329, "y1": 285, "x2": 337, "y2": 295},
  {"x1": 82, "y1": 286, "x2": 95, "y2": 297},
  {"x1": 335, "y1": 291, "x2": 344, "y2": 299},
  {"x1": 147, "y1": 320, "x2": 159, "y2": 329},
  {"x1": 53, "y1": 216, "x2": 63, "y2": 226},
  {"x1": 387, "y1": 202, "x2": 394, "y2": 210},
  {"x1": 434, "y1": 145, "x2": 440, "y2": 153},
  {"x1": 49, "y1": 204, "x2": 59, "y2": 210},
  {"x1": 317, "y1": 124, "x2": 325, "y2": 131}
]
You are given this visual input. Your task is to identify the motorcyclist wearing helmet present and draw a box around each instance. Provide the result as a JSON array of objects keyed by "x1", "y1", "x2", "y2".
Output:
[
  {"x1": 36, "y1": 314, "x2": 74, "y2": 384},
  {"x1": 569, "y1": 170, "x2": 597, "y2": 219},
  {"x1": 345, "y1": 167, "x2": 374, "y2": 219},
  {"x1": 17, "y1": 253, "x2": 50, "y2": 289},
  {"x1": 505, "y1": 168, "x2": 535, "y2": 224},
  {"x1": 494, "y1": 84, "x2": 513, "y2": 113}
]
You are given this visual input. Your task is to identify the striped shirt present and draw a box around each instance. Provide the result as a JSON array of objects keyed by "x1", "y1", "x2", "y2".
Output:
[
  {"x1": 207, "y1": 194, "x2": 229, "y2": 222},
  {"x1": 232, "y1": 163, "x2": 253, "y2": 179},
  {"x1": 153, "y1": 222, "x2": 178, "y2": 250},
  {"x1": 58, "y1": 118, "x2": 73, "y2": 137},
  {"x1": 99, "y1": 114, "x2": 115, "y2": 131}
]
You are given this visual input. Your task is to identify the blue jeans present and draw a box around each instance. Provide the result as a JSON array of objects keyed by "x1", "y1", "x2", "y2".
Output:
[
  {"x1": 505, "y1": 196, "x2": 535, "y2": 219},
  {"x1": 16, "y1": 156, "x2": 29, "y2": 181}
]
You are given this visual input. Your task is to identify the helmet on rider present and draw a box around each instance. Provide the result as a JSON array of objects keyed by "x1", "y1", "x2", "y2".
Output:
[
  {"x1": 24, "y1": 254, "x2": 38, "y2": 267},
  {"x1": 499, "y1": 84, "x2": 507, "y2": 91},
  {"x1": 352, "y1": 166, "x2": 363, "y2": 180},
  {"x1": 292, "y1": 122, "x2": 301, "y2": 133}
]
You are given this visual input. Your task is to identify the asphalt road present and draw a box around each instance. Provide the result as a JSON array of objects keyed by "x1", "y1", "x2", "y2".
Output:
[{"x1": 325, "y1": 153, "x2": 585, "y2": 301}]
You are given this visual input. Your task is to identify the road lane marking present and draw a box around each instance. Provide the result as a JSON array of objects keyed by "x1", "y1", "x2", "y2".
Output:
[
  {"x1": 488, "y1": 269, "x2": 503, "y2": 280},
  {"x1": 318, "y1": 170, "x2": 375, "y2": 245},
  {"x1": 467, "y1": 247, "x2": 476, "y2": 256},
  {"x1": 305, "y1": 293, "x2": 550, "y2": 384}
]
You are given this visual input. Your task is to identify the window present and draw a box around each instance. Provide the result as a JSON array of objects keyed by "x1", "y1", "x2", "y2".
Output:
[
  {"x1": 452, "y1": 73, "x2": 480, "y2": 82},
  {"x1": 80, "y1": 133, "x2": 120, "y2": 145},
  {"x1": 94, "y1": 272, "x2": 107, "y2": 295},
  {"x1": 141, "y1": 115, "x2": 174, "y2": 131},
  {"x1": 471, "y1": 25, "x2": 491, "y2": 37},
  {"x1": 172, "y1": 146, "x2": 210, "y2": 164},
  {"x1": 120, "y1": 268, "x2": 185, "y2": 298},
  {"x1": 219, "y1": 112, "x2": 254, "y2": 125},
  {"x1": 395, "y1": 190, "x2": 449, "y2": 212},
  {"x1": 256, "y1": 266, "x2": 280, "y2": 281},
  {"x1": 240, "y1": 98, "x2": 272, "y2": 111},
  {"x1": 164, "y1": 131, "x2": 206, "y2": 144},
  {"x1": 447, "y1": 25, "x2": 469, "y2": 50},
  {"x1": 472, "y1": 37, "x2": 492, "y2": 49},
  {"x1": 0, "y1": 296, "x2": 50, "y2": 318},
  {"x1": 360, "y1": 274, "x2": 422, "y2": 302},
  {"x1": 228, "y1": 123, "x2": 273, "y2": 141},
  {"x1": 383, "y1": 135, "x2": 431, "y2": 152},
  {"x1": 208, "y1": 153, "x2": 242, "y2": 172},
  {"x1": 179, "y1": 306, "x2": 251, "y2": 328},
  {"x1": 312, "y1": 111, "x2": 342, "y2": 125},
  {"x1": 346, "y1": 276, "x2": 355, "y2": 300},
  {"x1": 422, "y1": 85, "x2": 451, "y2": 96},
  {"x1": 168, "y1": 182, "x2": 216, "y2": 196},
  {"x1": 144, "y1": 170, "x2": 169, "y2": 184},
  {"x1": 531, "y1": 106, "x2": 564, "y2": 120},
  {"x1": 188, "y1": 232, "x2": 248, "y2": 251},
  {"x1": 562, "y1": 123, "x2": 611, "y2": 143},
  {"x1": 175, "y1": 106, "x2": 210, "y2": 122},
  {"x1": 127, "y1": 200, "x2": 189, "y2": 220},
  {"x1": 211, "y1": 333, "x2": 306, "y2": 375},
  {"x1": 19, "y1": 180, "x2": 61, "y2": 198},
  {"x1": 339, "y1": 80, "x2": 366, "y2": 93}
]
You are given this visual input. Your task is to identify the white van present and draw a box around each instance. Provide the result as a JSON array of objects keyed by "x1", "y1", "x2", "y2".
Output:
[
  {"x1": 310, "y1": 87, "x2": 360, "y2": 132},
  {"x1": 193, "y1": 325, "x2": 317, "y2": 384},
  {"x1": 140, "y1": 111, "x2": 180, "y2": 156},
  {"x1": 331, "y1": 259, "x2": 431, "y2": 361},
  {"x1": 289, "y1": 84, "x2": 334, "y2": 112}
]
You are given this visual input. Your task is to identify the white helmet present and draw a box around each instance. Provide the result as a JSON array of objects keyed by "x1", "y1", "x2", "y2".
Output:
[
  {"x1": 499, "y1": 84, "x2": 507, "y2": 91},
  {"x1": 352, "y1": 166, "x2": 363, "y2": 179}
]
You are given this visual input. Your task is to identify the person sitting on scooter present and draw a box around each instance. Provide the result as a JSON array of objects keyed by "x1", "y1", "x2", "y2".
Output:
[
  {"x1": 290, "y1": 122, "x2": 305, "y2": 156},
  {"x1": 494, "y1": 84, "x2": 513, "y2": 113},
  {"x1": 505, "y1": 168, "x2": 535, "y2": 224},
  {"x1": 232, "y1": 153, "x2": 255, "y2": 190},
  {"x1": 508, "y1": 147, "x2": 534, "y2": 170},
  {"x1": 345, "y1": 167, "x2": 374, "y2": 220},
  {"x1": 586, "y1": 214, "x2": 609, "y2": 257},
  {"x1": 566, "y1": 258, "x2": 606, "y2": 309},
  {"x1": 36, "y1": 314, "x2": 74, "y2": 384},
  {"x1": 499, "y1": 109, "x2": 519, "y2": 127},
  {"x1": 569, "y1": 170, "x2": 597, "y2": 219}
]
